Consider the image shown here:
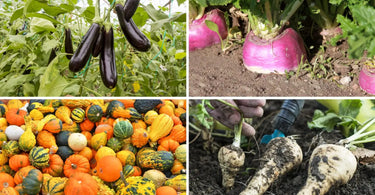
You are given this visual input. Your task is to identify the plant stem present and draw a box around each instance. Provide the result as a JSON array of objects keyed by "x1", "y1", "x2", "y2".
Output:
[
  {"x1": 340, "y1": 117, "x2": 375, "y2": 145},
  {"x1": 216, "y1": 99, "x2": 244, "y2": 148}
]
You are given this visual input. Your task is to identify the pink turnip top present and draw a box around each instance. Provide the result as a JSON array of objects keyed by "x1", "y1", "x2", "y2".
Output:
[
  {"x1": 359, "y1": 65, "x2": 375, "y2": 95},
  {"x1": 243, "y1": 28, "x2": 307, "y2": 74},
  {"x1": 189, "y1": 9, "x2": 228, "y2": 51}
]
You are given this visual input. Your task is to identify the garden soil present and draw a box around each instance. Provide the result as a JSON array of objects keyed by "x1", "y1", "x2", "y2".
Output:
[
  {"x1": 189, "y1": 36, "x2": 369, "y2": 97},
  {"x1": 189, "y1": 100, "x2": 375, "y2": 195}
]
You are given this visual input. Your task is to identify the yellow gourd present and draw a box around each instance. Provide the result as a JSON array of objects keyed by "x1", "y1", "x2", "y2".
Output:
[
  {"x1": 19, "y1": 116, "x2": 36, "y2": 152},
  {"x1": 149, "y1": 114, "x2": 174, "y2": 146},
  {"x1": 37, "y1": 115, "x2": 56, "y2": 132},
  {"x1": 91, "y1": 132, "x2": 108, "y2": 150},
  {"x1": 55, "y1": 106, "x2": 73, "y2": 125}
]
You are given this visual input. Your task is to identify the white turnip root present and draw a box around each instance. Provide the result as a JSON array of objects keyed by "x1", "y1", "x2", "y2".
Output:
[
  {"x1": 297, "y1": 144, "x2": 357, "y2": 195},
  {"x1": 189, "y1": 9, "x2": 228, "y2": 51},
  {"x1": 240, "y1": 137, "x2": 303, "y2": 195},
  {"x1": 218, "y1": 144, "x2": 245, "y2": 189},
  {"x1": 242, "y1": 28, "x2": 307, "y2": 74}
]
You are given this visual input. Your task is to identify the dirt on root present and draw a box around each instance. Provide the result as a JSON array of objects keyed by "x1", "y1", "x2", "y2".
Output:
[
  {"x1": 189, "y1": 41, "x2": 370, "y2": 97},
  {"x1": 189, "y1": 100, "x2": 375, "y2": 195}
]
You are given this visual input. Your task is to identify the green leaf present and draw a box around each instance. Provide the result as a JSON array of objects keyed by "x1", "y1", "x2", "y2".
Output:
[
  {"x1": 205, "y1": 20, "x2": 219, "y2": 34},
  {"x1": 82, "y1": 6, "x2": 95, "y2": 21},
  {"x1": 10, "y1": 8, "x2": 23, "y2": 23},
  {"x1": 177, "y1": 0, "x2": 186, "y2": 5},
  {"x1": 174, "y1": 50, "x2": 186, "y2": 60},
  {"x1": 132, "y1": 7, "x2": 149, "y2": 28},
  {"x1": 42, "y1": 39, "x2": 59, "y2": 54},
  {"x1": 29, "y1": 17, "x2": 57, "y2": 34},
  {"x1": 38, "y1": 57, "x2": 69, "y2": 96},
  {"x1": 23, "y1": 83, "x2": 36, "y2": 96},
  {"x1": 339, "y1": 100, "x2": 362, "y2": 118},
  {"x1": 87, "y1": 0, "x2": 93, "y2": 6},
  {"x1": 307, "y1": 110, "x2": 341, "y2": 132}
]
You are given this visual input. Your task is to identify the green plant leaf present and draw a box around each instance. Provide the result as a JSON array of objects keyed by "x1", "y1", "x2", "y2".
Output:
[
  {"x1": 38, "y1": 57, "x2": 69, "y2": 96},
  {"x1": 42, "y1": 39, "x2": 59, "y2": 54},
  {"x1": 205, "y1": 20, "x2": 219, "y2": 33},
  {"x1": 339, "y1": 100, "x2": 362, "y2": 118}
]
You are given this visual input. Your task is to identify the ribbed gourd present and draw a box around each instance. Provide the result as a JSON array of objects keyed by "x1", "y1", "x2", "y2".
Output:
[
  {"x1": 107, "y1": 137, "x2": 123, "y2": 152},
  {"x1": 116, "y1": 176, "x2": 155, "y2": 195},
  {"x1": 131, "y1": 128, "x2": 149, "y2": 148},
  {"x1": 19, "y1": 115, "x2": 36, "y2": 152},
  {"x1": 42, "y1": 176, "x2": 68, "y2": 195},
  {"x1": 149, "y1": 114, "x2": 173, "y2": 146},
  {"x1": 3, "y1": 140, "x2": 20, "y2": 157},
  {"x1": 86, "y1": 105, "x2": 103, "y2": 123},
  {"x1": 22, "y1": 168, "x2": 43, "y2": 195},
  {"x1": 29, "y1": 146, "x2": 50, "y2": 169},
  {"x1": 71, "y1": 107, "x2": 85, "y2": 123},
  {"x1": 113, "y1": 120, "x2": 133, "y2": 139}
]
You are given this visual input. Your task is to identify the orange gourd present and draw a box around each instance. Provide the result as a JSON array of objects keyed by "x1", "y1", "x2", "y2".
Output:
[
  {"x1": 157, "y1": 138, "x2": 180, "y2": 153},
  {"x1": 118, "y1": 99, "x2": 135, "y2": 108},
  {"x1": 159, "y1": 105, "x2": 175, "y2": 117},
  {"x1": 0, "y1": 186, "x2": 18, "y2": 195},
  {"x1": 168, "y1": 125, "x2": 186, "y2": 143},
  {"x1": 95, "y1": 117, "x2": 114, "y2": 127},
  {"x1": 92, "y1": 156, "x2": 122, "y2": 182},
  {"x1": 6, "y1": 100, "x2": 23, "y2": 110},
  {"x1": 116, "y1": 150, "x2": 136, "y2": 166},
  {"x1": 78, "y1": 147, "x2": 93, "y2": 161},
  {"x1": 94, "y1": 124, "x2": 113, "y2": 140},
  {"x1": 9, "y1": 154, "x2": 30, "y2": 171},
  {"x1": 171, "y1": 115, "x2": 182, "y2": 126},
  {"x1": 36, "y1": 130, "x2": 58, "y2": 154},
  {"x1": 156, "y1": 186, "x2": 177, "y2": 195},
  {"x1": 132, "y1": 166, "x2": 142, "y2": 176},
  {"x1": 132, "y1": 120, "x2": 147, "y2": 130},
  {"x1": 64, "y1": 173, "x2": 98, "y2": 195},
  {"x1": 79, "y1": 119, "x2": 94, "y2": 131},
  {"x1": 170, "y1": 159, "x2": 185, "y2": 175},
  {"x1": 81, "y1": 131, "x2": 92, "y2": 147},
  {"x1": 43, "y1": 118, "x2": 63, "y2": 134},
  {"x1": 174, "y1": 107, "x2": 186, "y2": 117},
  {"x1": 55, "y1": 106, "x2": 73, "y2": 125},
  {"x1": 63, "y1": 154, "x2": 90, "y2": 177},
  {"x1": 0, "y1": 173, "x2": 15, "y2": 190},
  {"x1": 42, "y1": 154, "x2": 63, "y2": 177},
  {"x1": 131, "y1": 128, "x2": 149, "y2": 148},
  {"x1": 14, "y1": 166, "x2": 35, "y2": 184},
  {"x1": 5, "y1": 109, "x2": 26, "y2": 126}
]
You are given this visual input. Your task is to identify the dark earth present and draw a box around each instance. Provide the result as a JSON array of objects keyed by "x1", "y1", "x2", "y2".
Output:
[
  {"x1": 189, "y1": 11, "x2": 371, "y2": 96},
  {"x1": 189, "y1": 100, "x2": 375, "y2": 195}
]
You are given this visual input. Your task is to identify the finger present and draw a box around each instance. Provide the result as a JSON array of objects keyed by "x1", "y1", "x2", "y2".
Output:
[
  {"x1": 238, "y1": 106, "x2": 264, "y2": 118},
  {"x1": 235, "y1": 99, "x2": 266, "y2": 107},
  {"x1": 241, "y1": 122, "x2": 256, "y2": 136}
]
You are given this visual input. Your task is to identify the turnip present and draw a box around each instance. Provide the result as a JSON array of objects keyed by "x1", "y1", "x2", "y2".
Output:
[
  {"x1": 297, "y1": 144, "x2": 357, "y2": 195},
  {"x1": 359, "y1": 63, "x2": 375, "y2": 95},
  {"x1": 242, "y1": 0, "x2": 306, "y2": 74},
  {"x1": 243, "y1": 28, "x2": 307, "y2": 74},
  {"x1": 240, "y1": 137, "x2": 303, "y2": 195},
  {"x1": 189, "y1": 9, "x2": 228, "y2": 51}
]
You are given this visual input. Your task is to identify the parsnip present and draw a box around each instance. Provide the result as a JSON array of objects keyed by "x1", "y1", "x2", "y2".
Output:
[
  {"x1": 240, "y1": 137, "x2": 303, "y2": 195},
  {"x1": 218, "y1": 144, "x2": 245, "y2": 189},
  {"x1": 297, "y1": 144, "x2": 357, "y2": 195}
]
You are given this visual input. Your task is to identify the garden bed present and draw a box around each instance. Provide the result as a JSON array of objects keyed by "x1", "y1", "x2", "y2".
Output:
[{"x1": 189, "y1": 100, "x2": 375, "y2": 194}]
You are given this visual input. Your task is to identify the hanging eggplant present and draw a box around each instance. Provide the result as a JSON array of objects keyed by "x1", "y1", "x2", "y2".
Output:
[
  {"x1": 69, "y1": 23, "x2": 101, "y2": 72},
  {"x1": 99, "y1": 26, "x2": 117, "y2": 89},
  {"x1": 123, "y1": 0, "x2": 140, "y2": 21},
  {"x1": 92, "y1": 26, "x2": 104, "y2": 57},
  {"x1": 115, "y1": 4, "x2": 151, "y2": 52},
  {"x1": 65, "y1": 28, "x2": 74, "y2": 59}
]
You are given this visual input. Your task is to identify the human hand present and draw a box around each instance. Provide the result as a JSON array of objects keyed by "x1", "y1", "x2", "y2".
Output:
[{"x1": 205, "y1": 99, "x2": 266, "y2": 136}]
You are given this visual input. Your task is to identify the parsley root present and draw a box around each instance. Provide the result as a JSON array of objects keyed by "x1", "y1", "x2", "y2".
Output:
[
  {"x1": 218, "y1": 144, "x2": 245, "y2": 189},
  {"x1": 297, "y1": 144, "x2": 357, "y2": 195},
  {"x1": 240, "y1": 137, "x2": 303, "y2": 195}
]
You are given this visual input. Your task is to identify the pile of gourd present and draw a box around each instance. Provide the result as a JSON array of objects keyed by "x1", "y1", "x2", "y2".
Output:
[{"x1": 0, "y1": 99, "x2": 186, "y2": 195}]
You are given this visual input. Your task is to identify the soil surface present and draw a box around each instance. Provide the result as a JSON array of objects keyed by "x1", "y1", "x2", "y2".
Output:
[
  {"x1": 189, "y1": 100, "x2": 375, "y2": 195},
  {"x1": 189, "y1": 41, "x2": 369, "y2": 97}
]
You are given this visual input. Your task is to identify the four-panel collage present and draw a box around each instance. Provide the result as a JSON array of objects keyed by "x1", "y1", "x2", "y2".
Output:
[{"x1": 0, "y1": 0, "x2": 375, "y2": 194}]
